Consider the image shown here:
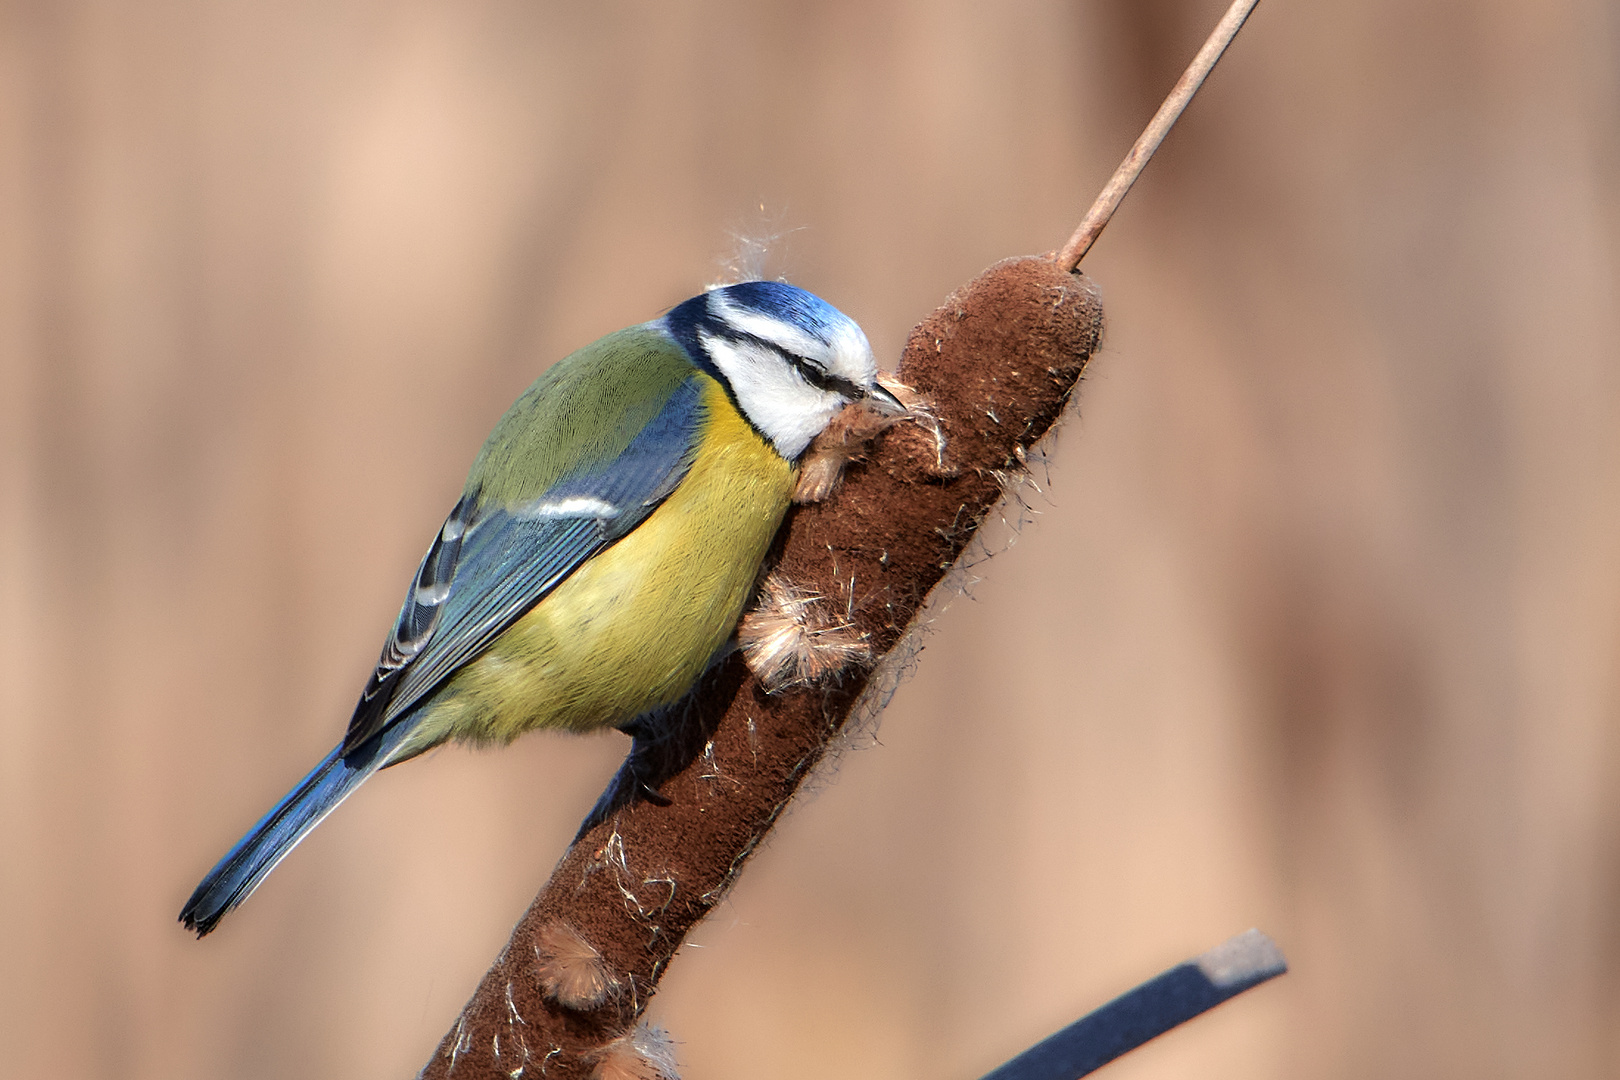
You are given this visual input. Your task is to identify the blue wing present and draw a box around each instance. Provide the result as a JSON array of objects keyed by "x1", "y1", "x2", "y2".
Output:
[{"x1": 340, "y1": 374, "x2": 707, "y2": 754}]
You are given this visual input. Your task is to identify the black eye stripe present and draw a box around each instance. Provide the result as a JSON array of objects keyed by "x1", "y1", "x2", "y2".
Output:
[
  {"x1": 717, "y1": 325, "x2": 862, "y2": 399},
  {"x1": 789, "y1": 356, "x2": 860, "y2": 397}
]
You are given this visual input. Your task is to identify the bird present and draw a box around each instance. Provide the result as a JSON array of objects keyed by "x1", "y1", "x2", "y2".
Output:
[{"x1": 180, "y1": 279, "x2": 901, "y2": 937}]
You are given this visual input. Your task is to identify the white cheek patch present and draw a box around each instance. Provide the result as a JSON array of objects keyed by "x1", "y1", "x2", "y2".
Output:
[{"x1": 700, "y1": 331, "x2": 843, "y2": 460}]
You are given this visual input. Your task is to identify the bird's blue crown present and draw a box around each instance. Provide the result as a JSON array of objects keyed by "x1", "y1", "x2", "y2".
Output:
[{"x1": 664, "y1": 280, "x2": 858, "y2": 363}]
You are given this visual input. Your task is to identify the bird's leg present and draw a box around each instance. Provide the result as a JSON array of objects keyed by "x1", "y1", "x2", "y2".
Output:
[
  {"x1": 577, "y1": 717, "x2": 679, "y2": 838},
  {"x1": 619, "y1": 721, "x2": 675, "y2": 808},
  {"x1": 574, "y1": 657, "x2": 744, "y2": 841}
]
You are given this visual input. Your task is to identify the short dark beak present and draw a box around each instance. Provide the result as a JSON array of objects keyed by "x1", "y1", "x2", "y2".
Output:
[{"x1": 864, "y1": 382, "x2": 906, "y2": 415}]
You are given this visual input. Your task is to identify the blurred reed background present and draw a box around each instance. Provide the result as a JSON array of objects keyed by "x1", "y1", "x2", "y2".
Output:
[{"x1": 3, "y1": 0, "x2": 1619, "y2": 1077}]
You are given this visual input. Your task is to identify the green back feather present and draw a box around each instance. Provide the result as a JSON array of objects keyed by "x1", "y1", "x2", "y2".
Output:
[{"x1": 467, "y1": 325, "x2": 696, "y2": 506}]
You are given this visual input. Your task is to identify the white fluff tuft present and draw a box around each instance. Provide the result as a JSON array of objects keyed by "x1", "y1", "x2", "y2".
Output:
[
  {"x1": 536, "y1": 922, "x2": 615, "y2": 1011},
  {"x1": 710, "y1": 205, "x2": 803, "y2": 286},
  {"x1": 592, "y1": 1021, "x2": 680, "y2": 1080},
  {"x1": 740, "y1": 573, "x2": 872, "y2": 692}
]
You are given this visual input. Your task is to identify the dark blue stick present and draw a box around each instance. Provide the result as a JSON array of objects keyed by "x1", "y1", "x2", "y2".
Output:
[{"x1": 978, "y1": 929, "x2": 1287, "y2": 1080}]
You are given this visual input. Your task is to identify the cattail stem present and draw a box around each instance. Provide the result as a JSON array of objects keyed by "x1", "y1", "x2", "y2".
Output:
[{"x1": 1056, "y1": 0, "x2": 1261, "y2": 270}]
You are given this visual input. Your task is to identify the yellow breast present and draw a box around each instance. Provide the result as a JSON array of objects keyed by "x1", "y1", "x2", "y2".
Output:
[{"x1": 397, "y1": 377, "x2": 794, "y2": 754}]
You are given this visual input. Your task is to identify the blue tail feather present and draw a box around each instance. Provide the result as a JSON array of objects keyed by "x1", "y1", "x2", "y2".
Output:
[{"x1": 179, "y1": 721, "x2": 413, "y2": 937}]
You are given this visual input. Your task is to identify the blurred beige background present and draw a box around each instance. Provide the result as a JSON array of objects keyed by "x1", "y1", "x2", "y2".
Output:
[{"x1": 4, "y1": 0, "x2": 1619, "y2": 1076}]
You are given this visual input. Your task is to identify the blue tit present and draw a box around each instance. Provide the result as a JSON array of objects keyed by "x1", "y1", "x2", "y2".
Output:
[{"x1": 181, "y1": 280, "x2": 902, "y2": 937}]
